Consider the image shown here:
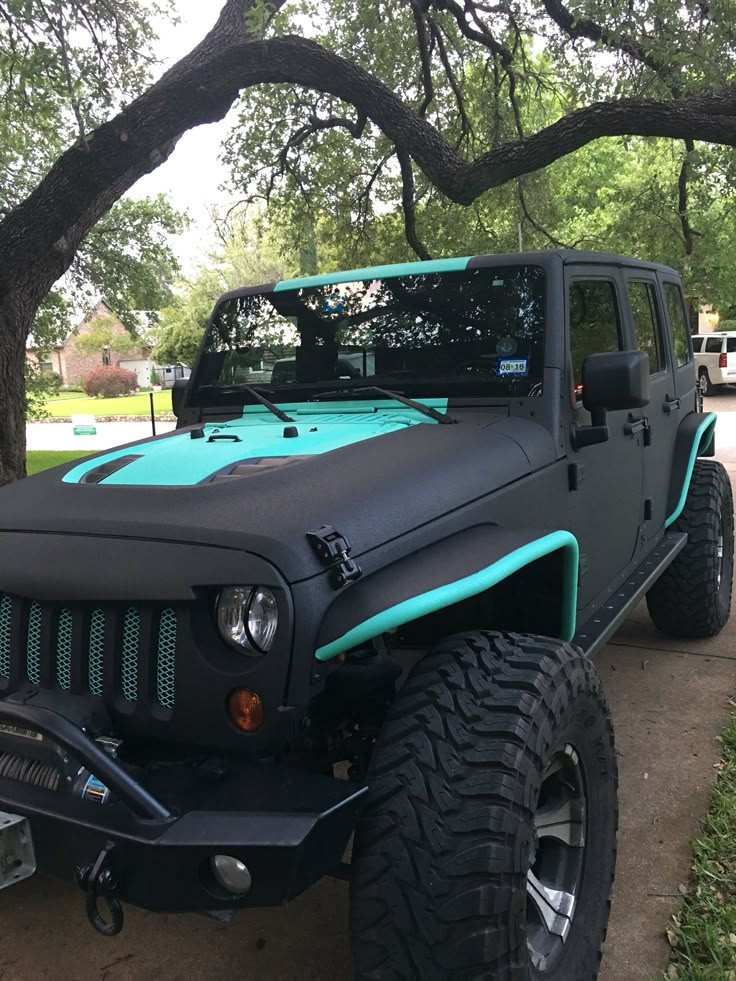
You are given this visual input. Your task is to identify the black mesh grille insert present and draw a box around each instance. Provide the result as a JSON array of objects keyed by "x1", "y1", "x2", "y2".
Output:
[{"x1": 0, "y1": 593, "x2": 177, "y2": 713}]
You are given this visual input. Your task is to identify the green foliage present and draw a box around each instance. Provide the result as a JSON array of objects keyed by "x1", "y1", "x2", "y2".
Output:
[
  {"x1": 73, "y1": 315, "x2": 137, "y2": 357},
  {"x1": 665, "y1": 712, "x2": 736, "y2": 979},
  {"x1": 25, "y1": 366, "x2": 62, "y2": 421},
  {"x1": 0, "y1": 0, "x2": 174, "y2": 214},
  {"x1": 0, "y1": 2, "x2": 184, "y2": 351},
  {"x1": 218, "y1": 4, "x2": 736, "y2": 314},
  {"x1": 153, "y1": 213, "x2": 289, "y2": 366}
]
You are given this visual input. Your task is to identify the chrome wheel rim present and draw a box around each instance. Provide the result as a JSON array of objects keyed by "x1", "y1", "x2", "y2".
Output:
[
  {"x1": 717, "y1": 521, "x2": 724, "y2": 590},
  {"x1": 699, "y1": 374, "x2": 709, "y2": 396},
  {"x1": 527, "y1": 743, "x2": 586, "y2": 972}
]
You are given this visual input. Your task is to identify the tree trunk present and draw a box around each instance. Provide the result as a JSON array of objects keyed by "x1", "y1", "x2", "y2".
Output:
[{"x1": 0, "y1": 297, "x2": 31, "y2": 485}]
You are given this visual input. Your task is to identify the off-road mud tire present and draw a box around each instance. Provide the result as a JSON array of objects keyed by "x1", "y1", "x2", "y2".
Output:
[
  {"x1": 647, "y1": 459, "x2": 733, "y2": 637},
  {"x1": 350, "y1": 630, "x2": 618, "y2": 981}
]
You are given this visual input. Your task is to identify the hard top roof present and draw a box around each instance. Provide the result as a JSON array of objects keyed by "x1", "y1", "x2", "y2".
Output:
[{"x1": 218, "y1": 249, "x2": 680, "y2": 303}]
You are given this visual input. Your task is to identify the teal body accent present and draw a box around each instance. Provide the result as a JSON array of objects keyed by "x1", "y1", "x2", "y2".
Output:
[
  {"x1": 62, "y1": 400, "x2": 449, "y2": 487},
  {"x1": 664, "y1": 412, "x2": 717, "y2": 528},
  {"x1": 314, "y1": 530, "x2": 580, "y2": 661},
  {"x1": 273, "y1": 257, "x2": 471, "y2": 291}
]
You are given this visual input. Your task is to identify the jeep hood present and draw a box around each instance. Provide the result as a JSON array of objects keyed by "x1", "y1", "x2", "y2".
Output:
[{"x1": 0, "y1": 405, "x2": 557, "y2": 583}]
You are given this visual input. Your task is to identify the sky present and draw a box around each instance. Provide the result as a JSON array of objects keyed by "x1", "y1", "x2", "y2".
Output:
[{"x1": 127, "y1": 2, "x2": 242, "y2": 274}]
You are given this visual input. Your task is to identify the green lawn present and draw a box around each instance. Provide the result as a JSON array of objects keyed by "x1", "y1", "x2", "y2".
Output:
[
  {"x1": 47, "y1": 390, "x2": 87, "y2": 401},
  {"x1": 45, "y1": 390, "x2": 172, "y2": 417},
  {"x1": 666, "y1": 711, "x2": 736, "y2": 978},
  {"x1": 26, "y1": 450, "x2": 86, "y2": 475}
]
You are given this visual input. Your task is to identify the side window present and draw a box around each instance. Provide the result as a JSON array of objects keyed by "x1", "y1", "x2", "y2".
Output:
[
  {"x1": 692, "y1": 337, "x2": 703, "y2": 353},
  {"x1": 569, "y1": 279, "x2": 622, "y2": 397},
  {"x1": 705, "y1": 337, "x2": 723, "y2": 353},
  {"x1": 627, "y1": 281, "x2": 664, "y2": 374},
  {"x1": 728, "y1": 338, "x2": 736, "y2": 353},
  {"x1": 663, "y1": 283, "x2": 693, "y2": 367}
]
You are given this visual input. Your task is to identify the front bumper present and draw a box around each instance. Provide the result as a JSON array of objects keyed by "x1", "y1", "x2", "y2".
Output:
[{"x1": 0, "y1": 699, "x2": 365, "y2": 913}]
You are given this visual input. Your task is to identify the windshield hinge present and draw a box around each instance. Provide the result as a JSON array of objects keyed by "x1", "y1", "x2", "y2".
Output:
[{"x1": 306, "y1": 525, "x2": 362, "y2": 589}]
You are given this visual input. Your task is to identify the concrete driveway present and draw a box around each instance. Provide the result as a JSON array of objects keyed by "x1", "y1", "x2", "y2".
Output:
[{"x1": 3, "y1": 394, "x2": 735, "y2": 981}]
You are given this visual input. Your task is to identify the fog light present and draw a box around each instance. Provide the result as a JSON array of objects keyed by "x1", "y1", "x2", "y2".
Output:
[
  {"x1": 210, "y1": 855, "x2": 252, "y2": 896},
  {"x1": 228, "y1": 688, "x2": 265, "y2": 732}
]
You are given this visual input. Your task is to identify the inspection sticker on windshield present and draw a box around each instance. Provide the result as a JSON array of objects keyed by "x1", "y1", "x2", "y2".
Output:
[{"x1": 497, "y1": 357, "x2": 529, "y2": 377}]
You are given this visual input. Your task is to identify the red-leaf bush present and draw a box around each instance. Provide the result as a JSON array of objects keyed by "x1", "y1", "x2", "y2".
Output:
[{"x1": 82, "y1": 366, "x2": 138, "y2": 398}]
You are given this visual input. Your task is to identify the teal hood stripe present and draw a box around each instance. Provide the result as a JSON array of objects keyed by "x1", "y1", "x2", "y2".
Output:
[
  {"x1": 62, "y1": 400, "x2": 448, "y2": 487},
  {"x1": 274, "y1": 257, "x2": 471, "y2": 291},
  {"x1": 665, "y1": 412, "x2": 717, "y2": 528},
  {"x1": 315, "y1": 530, "x2": 579, "y2": 661}
]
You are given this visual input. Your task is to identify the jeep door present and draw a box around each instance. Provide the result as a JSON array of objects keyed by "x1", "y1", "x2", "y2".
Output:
[
  {"x1": 621, "y1": 271, "x2": 679, "y2": 533},
  {"x1": 565, "y1": 266, "x2": 645, "y2": 609}
]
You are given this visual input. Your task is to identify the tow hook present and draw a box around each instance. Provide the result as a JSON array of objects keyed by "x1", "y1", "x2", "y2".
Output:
[{"x1": 76, "y1": 842, "x2": 124, "y2": 937}]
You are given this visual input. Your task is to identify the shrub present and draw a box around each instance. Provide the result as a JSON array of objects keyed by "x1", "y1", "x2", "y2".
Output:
[
  {"x1": 82, "y1": 365, "x2": 138, "y2": 398},
  {"x1": 25, "y1": 366, "x2": 61, "y2": 420}
]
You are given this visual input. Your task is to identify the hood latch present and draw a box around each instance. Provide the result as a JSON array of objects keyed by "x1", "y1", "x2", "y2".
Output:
[{"x1": 306, "y1": 525, "x2": 362, "y2": 589}]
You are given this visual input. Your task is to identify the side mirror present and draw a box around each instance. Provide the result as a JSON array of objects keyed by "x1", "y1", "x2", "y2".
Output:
[
  {"x1": 573, "y1": 351, "x2": 650, "y2": 449},
  {"x1": 171, "y1": 378, "x2": 189, "y2": 420}
]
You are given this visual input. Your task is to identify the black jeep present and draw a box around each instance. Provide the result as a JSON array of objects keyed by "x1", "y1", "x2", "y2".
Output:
[{"x1": 0, "y1": 251, "x2": 731, "y2": 981}]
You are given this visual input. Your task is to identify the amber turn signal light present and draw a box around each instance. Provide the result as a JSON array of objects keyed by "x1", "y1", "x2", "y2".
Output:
[{"x1": 228, "y1": 688, "x2": 264, "y2": 732}]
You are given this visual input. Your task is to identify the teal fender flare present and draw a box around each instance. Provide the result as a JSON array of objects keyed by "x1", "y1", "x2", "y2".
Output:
[
  {"x1": 314, "y1": 526, "x2": 579, "y2": 661},
  {"x1": 665, "y1": 412, "x2": 717, "y2": 528}
]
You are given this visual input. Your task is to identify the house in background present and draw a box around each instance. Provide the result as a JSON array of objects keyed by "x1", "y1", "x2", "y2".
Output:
[{"x1": 26, "y1": 298, "x2": 190, "y2": 389}]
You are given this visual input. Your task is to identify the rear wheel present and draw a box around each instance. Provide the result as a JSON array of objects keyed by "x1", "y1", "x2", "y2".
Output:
[
  {"x1": 647, "y1": 459, "x2": 733, "y2": 637},
  {"x1": 350, "y1": 631, "x2": 618, "y2": 981},
  {"x1": 698, "y1": 369, "x2": 715, "y2": 397}
]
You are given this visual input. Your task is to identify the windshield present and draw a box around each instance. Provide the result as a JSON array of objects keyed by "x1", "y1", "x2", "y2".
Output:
[{"x1": 191, "y1": 265, "x2": 546, "y2": 407}]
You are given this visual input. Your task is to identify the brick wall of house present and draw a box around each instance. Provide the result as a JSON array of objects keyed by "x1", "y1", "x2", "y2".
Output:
[
  {"x1": 59, "y1": 300, "x2": 149, "y2": 386},
  {"x1": 25, "y1": 349, "x2": 63, "y2": 375}
]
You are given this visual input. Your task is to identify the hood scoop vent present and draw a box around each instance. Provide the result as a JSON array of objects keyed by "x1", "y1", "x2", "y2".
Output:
[
  {"x1": 209, "y1": 455, "x2": 312, "y2": 483},
  {"x1": 80, "y1": 455, "x2": 144, "y2": 485}
]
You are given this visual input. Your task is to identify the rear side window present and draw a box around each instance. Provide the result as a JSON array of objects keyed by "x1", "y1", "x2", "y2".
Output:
[
  {"x1": 692, "y1": 336, "x2": 703, "y2": 353},
  {"x1": 627, "y1": 281, "x2": 664, "y2": 373},
  {"x1": 663, "y1": 283, "x2": 692, "y2": 367},
  {"x1": 705, "y1": 337, "x2": 723, "y2": 353},
  {"x1": 728, "y1": 338, "x2": 736, "y2": 353},
  {"x1": 569, "y1": 280, "x2": 622, "y2": 395}
]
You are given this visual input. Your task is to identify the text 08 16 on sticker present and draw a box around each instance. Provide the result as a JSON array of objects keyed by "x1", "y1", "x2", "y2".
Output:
[{"x1": 497, "y1": 357, "x2": 529, "y2": 377}]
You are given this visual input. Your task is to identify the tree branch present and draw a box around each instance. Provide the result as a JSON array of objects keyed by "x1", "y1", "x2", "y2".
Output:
[
  {"x1": 3, "y1": 7, "x2": 736, "y2": 309},
  {"x1": 410, "y1": 0, "x2": 435, "y2": 116},
  {"x1": 542, "y1": 0, "x2": 666, "y2": 75},
  {"x1": 397, "y1": 151, "x2": 432, "y2": 261},
  {"x1": 678, "y1": 137, "x2": 696, "y2": 255},
  {"x1": 516, "y1": 179, "x2": 576, "y2": 249}
]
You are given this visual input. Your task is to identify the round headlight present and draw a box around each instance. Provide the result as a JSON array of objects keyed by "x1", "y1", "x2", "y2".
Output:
[
  {"x1": 217, "y1": 586, "x2": 278, "y2": 654},
  {"x1": 247, "y1": 587, "x2": 278, "y2": 653}
]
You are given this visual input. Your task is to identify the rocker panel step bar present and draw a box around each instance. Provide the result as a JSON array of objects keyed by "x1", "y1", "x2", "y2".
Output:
[{"x1": 573, "y1": 531, "x2": 688, "y2": 658}]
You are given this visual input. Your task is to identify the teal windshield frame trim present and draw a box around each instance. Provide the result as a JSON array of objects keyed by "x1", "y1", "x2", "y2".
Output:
[
  {"x1": 315, "y1": 530, "x2": 579, "y2": 662},
  {"x1": 665, "y1": 412, "x2": 717, "y2": 528},
  {"x1": 274, "y1": 257, "x2": 471, "y2": 292}
]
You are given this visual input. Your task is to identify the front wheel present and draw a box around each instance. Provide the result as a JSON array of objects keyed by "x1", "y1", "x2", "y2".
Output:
[{"x1": 350, "y1": 631, "x2": 618, "y2": 981}]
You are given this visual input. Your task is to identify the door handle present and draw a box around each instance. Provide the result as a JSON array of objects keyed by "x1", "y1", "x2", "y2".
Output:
[{"x1": 663, "y1": 397, "x2": 681, "y2": 414}]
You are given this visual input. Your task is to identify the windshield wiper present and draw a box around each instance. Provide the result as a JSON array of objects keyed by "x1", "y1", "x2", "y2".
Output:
[
  {"x1": 199, "y1": 384, "x2": 294, "y2": 423},
  {"x1": 313, "y1": 386, "x2": 457, "y2": 425}
]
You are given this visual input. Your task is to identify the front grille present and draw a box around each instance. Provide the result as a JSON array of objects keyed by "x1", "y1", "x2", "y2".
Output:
[{"x1": 0, "y1": 594, "x2": 178, "y2": 713}]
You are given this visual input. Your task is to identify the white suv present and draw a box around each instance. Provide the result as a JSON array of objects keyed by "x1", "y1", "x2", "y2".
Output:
[{"x1": 693, "y1": 331, "x2": 736, "y2": 394}]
